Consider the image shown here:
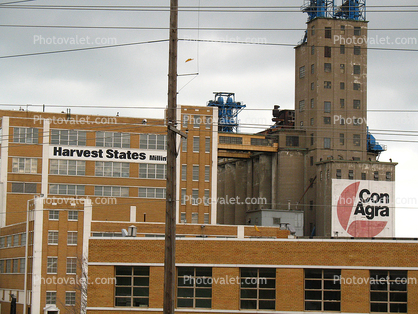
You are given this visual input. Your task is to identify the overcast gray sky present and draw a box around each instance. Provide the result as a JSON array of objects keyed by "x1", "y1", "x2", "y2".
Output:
[{"x1": 0, "y1": 0, "x2": 417, "y2": 237}]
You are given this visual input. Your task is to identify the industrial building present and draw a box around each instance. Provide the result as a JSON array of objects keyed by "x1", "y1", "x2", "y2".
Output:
[{"x1": 0, "y1": 1, "x2": 413, "y2": 314}]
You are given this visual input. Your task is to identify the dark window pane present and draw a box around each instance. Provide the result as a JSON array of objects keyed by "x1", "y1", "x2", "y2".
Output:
[
  {"x1": 116, "y1": 277, "x2": 131, "y2": 286},
  {"x1": 324, "y1": 302, "x2": 340, "y2": 311},
  {"x1": 260, "y1": 279, "x2": 275, "y2": 288},
  {"x1": 178, "y1": 277, "x2": 193, "y2": 287},
  {"x1": 305, "y1": 301, "x2": 321, "y2": 310},
  {"x1": 196, "y1": 279, "x2": 211, "y2": 288},
  {"x1": 324, "y1": 280, "x2": 340, "y2": 290},
  {"x1": 371, "y1": 302, "x2": 387, "y2": 312},
  {"x1": 390, "y1": 271, "x2": 407, "y2": 281},
  {"x1": 305, "y1": 269, "x2": 322, "y2": 279},
  {"x1": 241, "y1": 268, "x2": 258, "y2": 278},
  {"x1": 115, "y1": 287, "x2": 131, "y2": 296},
  {"x1": 134, "y1": 267, "x2": 149, "y2": 276},
  {"x1": 390, "y1": 292, "x2": 407, "y2": 302},
  {"x1": 371, "y1": 282, "x2": 388, "y2": 291},
  {"x1": 371, "y1": 292, "x2": 388, "y2": 302},
  {"x1": 259, "y1": 268, "x2": 276, "y2": 278},
  {"x1": 259, "y1": 300, "x2": 275, "y2": 310},
  {"x1": 177, "y1": 298, "x2": 193, "y2": 308},
  {"x1": 133, "y1": 277, "x2": 149, "y2": 286},
  {"x1": 196, "y1": 268, "x2": 212, "y2": 277},
  {"x1": 195, "y1": 298, "x2": 211, "y2": 308},
  {"x1": 259, "y1": 289, "x2": 275, "y2": 299},
  {"x1": 241, "y1": 279, "x2": 257, "y2": 288},
  {"x1": 178, "y1": 288, "x2": 194, "y2": 298},
  {"x1": 195, "y1": 288, "x2": 212, "y2": 298},
  {"x1": 305, "y1": 279, "x2": 322, "y2": 289},
  {"x1": 324, "y1": 290, "x2": 340, "y2": 301},
  {"x1": 241, "y1": 289, "x2": 257, "y2": 299},
  {"x1": 390, "y1": 303, "x2": 407, "y2": 313},
  {"x1": 178, "y1": 267, "x2": 194, "y2": 277},
  {"x1": 241, "y1": 299, "x2": 257, "y2": 309},
  {"x1": 115, "y1": 297, "x2": 131, "y2": 307},
  {"x1": 133, "y1": 298, "x2": 149, "y2": 307},
  {"x1": 391, "y1": 283, "x2": 407, "y2": 291},
  {"x1": 133, "y1": 287, "x2": 149, "y2": 297},
  {"x1": 324, "y1": 269, "x2": 340, "y2": 279},
  {"x1": 116, "y1": 266, "x2": 132, "y2": 276},
  {"x1": 305, "y1": 290, "x2": 322, "y2": 300}
]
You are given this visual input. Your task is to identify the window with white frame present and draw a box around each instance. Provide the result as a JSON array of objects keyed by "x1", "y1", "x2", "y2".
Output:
[
  {"x1": 182, "y1": 138, "x2": 187, "y2": 152},
  {"x1": 11, "y1": 182, "x2": 37, "y2": 193},
  {"x1": 6, "y1": 235, "x2": 12, "y2": 247},
  {"x1": 205, "y1": 137, "x2": 210, "y2": 153},
  {"x1": 0, "y1": 236, "x2": 4, "y2": 248},
  {"x1": 49, "y1": 184, "x2": 85, "y2": 195},
  {"x1": 50, "y1": 159, "x2": 85, "y2": 176},
  {"x1": 13, "y1": 234, "x2": 19, "y2": 246},
  {"x1": 6, "y1": 260, "x2": 12, "y2": 273},
  {"x1": 21, "y1": 233, "x2": 26, "y2": 246},
  {"x1": 95, "y1": 161, "x2": 129, "y2": 178},
  {"x1": 181, "y1": 189, "x2": 186, "y2": 205},
  {"x1": 68, "y1": 210, "x2": 78, "y2": 221},
  {"x1": 47, "y1": 257, "x2": 58, "y2": 274},
  {"x1": 138, "y1": 187, "x2": 166, "y2": 199},
  {"x1": 0, "y1": 260, "x2": 4, "y2": 273},
  {"x1": 46, "y1": 291, "x2": 57, "y2": 305},
  {"x1": 204, "y1": 190, "x2": 210, "y2": 206},
  {"x1": 192, "y1": 189, "x2": 199, "y2": 205},
  {"x1": 181, "y1": 165, "x2": 187, "y2": 181},
  {"x1": 140, "y1": 134, "x2": 167, "y2": 150},
  {"x1": 67, "y1": 231, "x2": 78, "y2": 245},
  {"x1": 48, "y1": 231, "x2": 59, "y2": 245},
  {"x1": 180, "y1": 212, "x2": 186, "y2": 223},
  {"x1": 95, "y1": 186, "x2": 129, "y2": 197},
  {"x1": 12, "y1": 259, "x2": 18, "y2": 273},
  {"x1": 304, "y1": 269, "x2": 341, "y2": 311},
  {"x1": 192, "y1": 165, "x2": 199, "y2": 181},
  {"x1": 115, "y1": 266, "x2": 150, "y2": 307},
  {"x1": 193, "y1": 137, "x2": 199, "y2": 152},
  {"x1": 370, "y1": 270, "x2": 407, "y2": 313},
  {"x1": 51, "y1": 129, "x2": 86, "y2": 146},
  {"x1": 240, "y1": 268, "x2": 276, "y2": 310},
  {"x1": 65, "y1": 291, "x2": 76, "y2": 306},
  {"x1": 204, "y1": 213, "x2": 209, "y2": 224},
  {"x1": 13, "y1": 127, "x2": 38, "y2": 144},
  {"x1": 67, "y1": 257, "x2": 77, "y2": 274},
  {"x1": 96, "y1": 131, "x2": 130, "y2": 148},
  {"x1": 12, "y1": 157, "x2": 37, "y2": 174},
  {"x1": 139, "y1": 163, "x2": 166, "y2": 179},
  {"x1": 49, "y1": 210, "x2": 59, "y2": 220},
  {"x1": 177, "y1": 267, "x2": 212, "y2": 308},
  {"x1": 191, "y1": 213, "x2": 198, "y2": 224},
  {"x1": 205, "y1": 166, "x2": 210, "y2": 182}
]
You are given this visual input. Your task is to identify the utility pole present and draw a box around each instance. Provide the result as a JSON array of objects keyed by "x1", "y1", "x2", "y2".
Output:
[{"x1": 164, "y1": 0, "x2": 178, "y2": 313}]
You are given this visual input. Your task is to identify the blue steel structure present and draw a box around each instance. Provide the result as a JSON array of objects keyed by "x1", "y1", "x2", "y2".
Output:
[
  {"x1": 367, "y1": 128, "x2": 386, "y2": 154},
  {"x1": 207, "y1": 92, "x2": 246, "y2": 133},
  {"x1": 301, "y1": 0, "x2": 366, "y2": 21}
]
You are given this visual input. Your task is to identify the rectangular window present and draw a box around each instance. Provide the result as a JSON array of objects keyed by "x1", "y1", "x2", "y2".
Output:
[
  {"x1": 386, "y1": 172, "x2": 392, "y2": 181},
  {"x1": 324, "y1": 46, "x2": 331, "y2": 58},
  {"x1": 115, "y1": 266, "x2": 149, "y2": 307},
  {"x1": 46, "y1": 291, "x2": 57, "y2": 305},
  {"x1": 354, "y1": 46, "x2": 361, "y2": 55},
  {"x1": 67, "y1": 257, "x2": 77, "y2": 274},
  {"x1": 299, "y1": 66, "x2": 306, "y2": 78},
  {"x1": 204, "y1": 213, "x2": 209, "y2": 224},
  {"x1": 12, "y1": 259, "x2": 18, "y2": 273},
  {"x1": 305, "y1": 269, "x2": 341, "y2": 311},
  {"x1": 191, "y1": 212, "x2": 198, "y2": 224},
  {"x1": 340, "y1": 64, "x2": 345, "y2": 74},
  {"x1": 181, "y1": 189, "x2": 186, "y2": 206},
  {"x1": 310, "y1": 156, "x2": 314, "y2": 166},
  {"x1": 13, "y1": 234, "x2": 19, "y2": 246},
  {"x1": 324, "y1": 81, "x2": 332, "y2": 89},
  {"x1": 205, "y1": 166, "x2": 210, "y2": 182},
  {"x1": 311, "y1": 82, "x2": 315, "y2": 90},
  {"x1": 67, "y1": 232, "x2": 78, "y2": 245},
  {"x1": 13, "y1": 127, "x2": 39, "y2": 144},
  {"x1": 325, "y1": 27, "x2": 332, "y2": 39},
  {"x1": 204, "y1": 190, "x2": 210, "y2": 206},
  {"x1": 349, "y1": 170, "x2": 354, "y2": 180},
  {"x1": 21, "y1": 233, "x2": 26, "y2": 246},
  {"x1": 286, "y1": 136, "x2": 299, "y2": 147},
  {"x1": 354, "y1": 134, "x2": 361, "y2": 147},
  {"x1": 139, "y1": 134, "x2": 167, "y2": 150},
  {"x1": 50, "y1": 159, "x2": 85, "y2": 176},
  {"x1": 192, "y1": 165, "x2": 199, "y2": 181},
  {"x1": 68, "y1": 210, "x2": 78, "y2": 221},
  {"x1": 299, "y1": 100, "x2": 305, "y2": 112},
  {"x1": 374, "y1": 171, "x2": 379, "y2": 181},
  {"x1": 324, "y1": 138, "x2": 331, "y2": 149},
  {"x1": 96, "y1": 131, "x2": 130, "y2": 148},
  {"x1": 310, "y1": 98, "x2": 314, "y2": 108},
  {"x1": 6, "y1": 259, "x2": 12, "y2": 273},
  {"x1": 311, "y1": 45, "x2": 315, "y2": 55},
  {"x1": 310, "y1": 118, "x2": 314, "y2": 126},
  {"x1": 311, "y1": 133, "x2": 314, "y2": 146},
  {"x1": 47, "y1": 257, "x2": 58, "y2": 274},
  {"x1": 219, "y1": 136, "x2": 243, "y2": 145},
  {"x1": 177, "y1": 267, "x2": 212, "y2": 308},
  {"x1": 138, "y1": 187, "x2": 166, "y2": 199},
  {"x1": 354, "y1": 100, "x2": 361, "y2": 109},
  {"x1": 51, "y1": 129, "x2": 86, "y2": 146},
  {"x1": 49, "y1": 184, "x2": 84, "y2": 196},
  {"x1": 240, "y1": 268, "x2": 276, "y2": 310},
  {"x1": 20, "y1": 258, "x2": 25, "y2": 273},
  {"x1": 48, "y1": 231, "x2": 58, "y2": 245},
  {"x1": 95, "y1": 161, "x2": 129, "y2": 178},
  {"x1": 49, "y1": 210, "x2": 59, "y2": 220},
  {"x1": 65, "y1": 291, "x2": 76, "y2": 306},
  {"x1": 182, "y1": 138, "x2": 187, "y2": 152},
  {"x1": 324, "y1": 102, "x2": 331, "y2": 113},
  {"x1": 340, "y1": 99, "x2": 345, "y2": 108},
  {"x1": 0, "y1": 260, "x2": 4, "y2": 273},
  {"x1": 354, "y1": 27, "x2": 361, "y2": 36},
  {"x1": 354, "y1": 65, "x2": 361, "y2": 75},
  {"x1": 324, "y1": 63, "x2": 331, "y2": 73},
  {"x1": 205, "y1": 137, "x2": 210, "y2": 153},
  {"x1": 183, "y1": 114, "x2": 189, "y2": 128},
  {"x1": 193, "y1": 115, "x2": 200, "y2": 128},
  {"x1": 311, "y1": 64, "x2": 315, "y2": 74},
  {"x1": 370, "y1": 270, "x2": 407, "y2": 313},
  {"x1": 204, "y1": 116, "x2": 211, "y2": 129},
  {"x1": 354, "y1": 83, "x2": 361, "y2": 91},
  {"x1": 11, "y1": 182, "x2": 37, "y2": 194},
  {"x1": 181, "y1": 165, "x2": 187, "y2": 181},
  {"x1": 192, "y1": 189, "x2": 199, "y2": 205},
  {"x1": 95, "y1": 186, "x2": 129, "y2": 197},
  {"x1": 340, "y1": 133, "x2": 345, "y2": 145},
  {"x1": 324, "y1": 117, "x2": 331, "y2": 125},
  {"x1": 336, "y1": 169, "x2": 342, "y2": 179},
  {"x1": 251, "y1": 138, "x2": 270, "y2": 146},
  {"x1": 12, "y1": 157, "x2": 37, "y2": 174},
  {"x1": 139, "y1": 164, "x2": 167, "y2": 179},
  {"x1": 340, "y1": 45, "x2": 345, "y2": 54},
  {"x1": 340, "y1": 82, "x2": 345, "y2": 90},
  {"x1": 193, "y1": 137, "x2": 200, "y2": 152},
  {"x1": 180, "y1": 212, "x2": 186, "y2": 223},
  {"x1": 7, "y1": 235, "x2": 12, "y2": 247},
  {"x1": 362, "y1": 173, "x2": 367, "y2": 180}
]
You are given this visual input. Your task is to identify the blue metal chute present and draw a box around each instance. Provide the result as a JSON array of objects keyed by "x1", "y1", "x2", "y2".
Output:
[
  {"x1": 367, "y1": 128, "x2": 386, "y2": 153},
  {"x1": 301, "y1": 0, "x2": 334, "y2": 21},
  {"x1": 207, "y1": 92, "x2": 246, "y2": 133},
  {"x1": 335, "y1": 0, "x2": 366, "y2": 21}
]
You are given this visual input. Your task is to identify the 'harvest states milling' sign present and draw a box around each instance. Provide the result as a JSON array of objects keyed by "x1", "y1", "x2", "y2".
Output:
[{"x1": 49, "y1": 146, "x2": 167, "y2": 164}]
